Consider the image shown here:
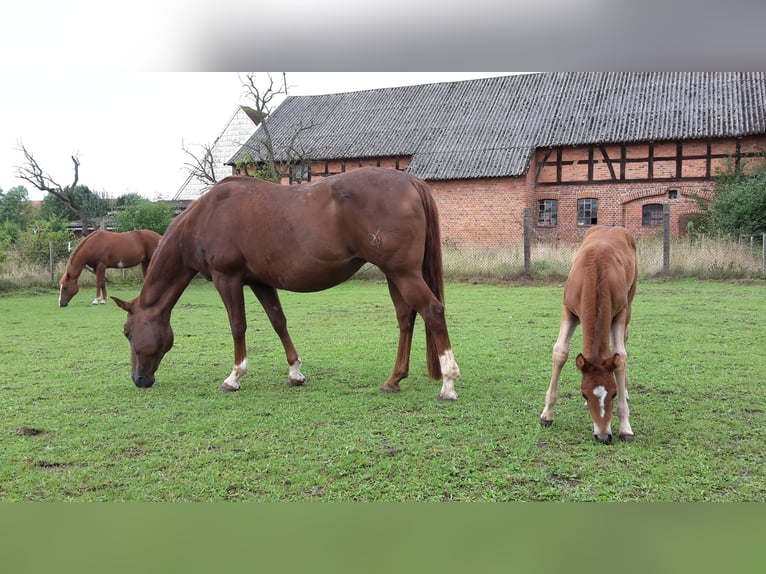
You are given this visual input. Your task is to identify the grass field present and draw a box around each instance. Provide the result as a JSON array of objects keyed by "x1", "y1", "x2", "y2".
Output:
[{"x1": 1, "y1": 278, "x2": 765, "y2": 501}]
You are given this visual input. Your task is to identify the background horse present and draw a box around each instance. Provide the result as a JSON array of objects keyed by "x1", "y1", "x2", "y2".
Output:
[
  {"x1": 540, "y1": 226, "x2": 637, "y2": 443},
  {"x1": 112, "y1": 167, "x2": 460, "y2": 401},
  {"x1": 59, "y1": 229, "x2": 162, "y2": 307}
]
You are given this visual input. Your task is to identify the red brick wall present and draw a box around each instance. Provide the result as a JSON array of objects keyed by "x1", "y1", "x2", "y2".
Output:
[
  {"x1": 428, "y1": 177, "x2": 530, "y2": 250},
  {"x1": 262, "y1": 136, "x2": 766, "y2": 248}
]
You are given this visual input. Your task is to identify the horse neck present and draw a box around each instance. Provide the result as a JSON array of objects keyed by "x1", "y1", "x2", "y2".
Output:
[
  {"x1": 137, "y1": 238, "x2": 196, "y2": 314},
  {"x1": 65, "y1": 240, "x2": 91, "y2": 279},
  {"x1": 579, "y1": 262, "x2": 613, "y2": 361}
]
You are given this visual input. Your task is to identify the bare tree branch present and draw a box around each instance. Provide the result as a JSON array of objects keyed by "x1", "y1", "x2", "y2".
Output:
[
  {"x1": 15, "y1": 140, "x2": 93, "y2": 233},
  {"x1": 237, "y1": 73, "x2": 314, "y2": 183},
  {"x1": 182, "y1": 141, "x2": 217, "y2": 187}
]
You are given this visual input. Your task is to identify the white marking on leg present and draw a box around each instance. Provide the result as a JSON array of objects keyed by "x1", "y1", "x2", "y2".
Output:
[
  {"x1": 288, "y1": 357, "x2": 305, "y2": 385},
  {"x1": 438, "y1": 349, "x2": 460, "y2": 400},
  {"x1": 91, "y1": 297, "x2": 100, "y2": 305},
  {"x1": 593, "y1": 385, "x2": 607, "y2": 419},
  {"x1": 222, "y1": 358, "x2": 248, "y2": 390},
  {"x1": 58, "y1": 285, "x2": 63, "y2": 306}
]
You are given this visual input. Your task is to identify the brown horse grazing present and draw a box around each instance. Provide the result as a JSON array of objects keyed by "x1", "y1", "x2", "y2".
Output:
[
  {"x1": 540, "y1": 226, "x2": 637, "y2": 444},
  {"x1": 59, "y1": 229, "x2": 162, "y2": 307},
  {"x1": 112, "y1": 167, "x2": 460, "y2": 401}
]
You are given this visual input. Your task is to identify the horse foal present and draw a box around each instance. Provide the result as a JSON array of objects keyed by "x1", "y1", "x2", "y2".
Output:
[{"x1": 540, "y1": 226, "x2": 637, "y2": 444}]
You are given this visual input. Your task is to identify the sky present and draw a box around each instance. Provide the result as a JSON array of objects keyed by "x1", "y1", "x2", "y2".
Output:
[
  {"x1": 2, "y1": 1, "x2": 763, "y2": 201},
  {"x1": 0, "y1": 73, "x2": 514, "y2": 201}
]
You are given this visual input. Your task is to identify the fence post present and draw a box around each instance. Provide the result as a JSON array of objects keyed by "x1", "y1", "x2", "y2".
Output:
[
  {"x1": 523, "y1": 208, "x2": 531, "y2": 275},
  {"x1": 49, "y1": 241, "x2": 55, "y2": 283},
  {"x1": 663, "y1": 204, "x2": 671, "y2": 275}
]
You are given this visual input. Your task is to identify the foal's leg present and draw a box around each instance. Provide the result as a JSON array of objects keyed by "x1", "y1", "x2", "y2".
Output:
[
  {"x1": 540, "y1": 307, "x2": 578, "y2": 426},
  {"x1": 389, "y1": 274, "x2": 459, "y2": 401},
  {"x1": 381, "y1": 279, "x2": 417, "y2": 393},
  {"x1": 213, "y1": 275, "x2": 249, "y2": 392},
  {"x1": 611, "y1": 315, "x2": 634, "y2": 441},
  {"x1": 250, "y1": 284, "x2": 305, "y2": 387}
]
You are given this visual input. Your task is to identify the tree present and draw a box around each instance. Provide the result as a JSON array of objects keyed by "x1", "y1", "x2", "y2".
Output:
[
  {"x1": 114, "y1": 197, "x2": 175, "y2": 235},
  {"x1": 712, "y1": 159, "x2": 766, "y2": 237},
  {"x1": 181, "y1": 142, "x2": 219, "y2": 190},
  {"x1": 183, "y1": 73, "x2": 313, "y2": 188},
  {"x1": 0, "y1": 185, "x2": 29, "y2": 229},
  {"x1": 38, "y1": 185, "x2": 110, "y2": 223},
  {"x1": 15, "y1": 141, "x2": 97, "y2": 234},
  {"x1": 236, "y1": 72, "x2": 314, "y2": 183}
]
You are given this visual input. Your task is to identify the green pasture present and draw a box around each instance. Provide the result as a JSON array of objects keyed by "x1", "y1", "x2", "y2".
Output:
[{"x1": 1, "y1": 278, "x2": 764, "y2": 501}]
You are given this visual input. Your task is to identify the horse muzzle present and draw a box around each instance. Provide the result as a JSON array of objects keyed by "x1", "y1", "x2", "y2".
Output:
[
  {"x1": 132, "y1": 373, "x2": 155, "y2": 388},
  {"x1": 594, "y1": 432, "x2": 613, "y2": 445}
]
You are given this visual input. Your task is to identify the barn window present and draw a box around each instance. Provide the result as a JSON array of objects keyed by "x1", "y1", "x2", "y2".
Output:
[
  {"x1": 577, "y1": 198, "x2": 598, "y2": 226},
  {"x1": 537, "y1": 199, "x2": 558, "y2": 226},
  {"x1": 642, "y1": 203, "x2": 664, "y2": 226},
  {"x1": 290, "y1": 163, "x2": 310, "y2": 183}
]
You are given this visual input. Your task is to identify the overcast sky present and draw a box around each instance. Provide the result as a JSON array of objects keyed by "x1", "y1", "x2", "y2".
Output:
[
  {"x1": 0, "y1": 73, "x2": 514, "y2": 201},
  {"x1": 2, "y1": 1, "x2": 763, "y2": 201}
]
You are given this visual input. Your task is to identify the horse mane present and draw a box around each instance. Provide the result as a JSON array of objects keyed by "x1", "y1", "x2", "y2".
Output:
[
  {"x1": 577, "y1": 248, "x2": 612, "y2": 360},
  {"x1": 64, "y1": 232, "x2": 99, "y2": 279}
]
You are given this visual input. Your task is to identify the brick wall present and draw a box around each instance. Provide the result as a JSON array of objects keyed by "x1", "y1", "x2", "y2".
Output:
[
  {"x1": 261, "y1": 135, "x2": 766, "y2": 249},
  {"x1": 428, "y1": 177, "x2": 529, "y2": 250}
]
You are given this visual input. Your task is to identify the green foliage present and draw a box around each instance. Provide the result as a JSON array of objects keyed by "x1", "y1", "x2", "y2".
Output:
[
  {"x1": 0, "y1": 220, "x2": 22, "y2": 245},
  {"x1": 113, "y1": 193, "x2": 144, "y2": 209},
  {"x1": 15, "y1": 219, "x2": 73, "y2": 267},
  {"x1": 712, "y1": 159, "x2": 766, "y2": 236},
  {"x1": 0, "y1": 186, "x2": 30, "y2": 230},
  {"x1": 114, "y1": 198, "x2": 175, "y2": 234},
  {"x1": 38, "y1": 185, "x2": 110, "y2": 221}
]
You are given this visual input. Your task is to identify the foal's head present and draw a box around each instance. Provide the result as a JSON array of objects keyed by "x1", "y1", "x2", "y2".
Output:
[
  {"x1": 58, "y1": 272, "x2": 79, "y2": 307},
  {"x1": 112, "y1": 297, "x2": 174, "y2": 388},
  {"x1": 576, "y1": 353, "x2": 623, "y2": 444}
]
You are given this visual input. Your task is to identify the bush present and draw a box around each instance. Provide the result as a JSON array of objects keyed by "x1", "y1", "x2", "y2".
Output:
[{"x1": 16, "y1": 226, "x2": 73, "y2": 268}]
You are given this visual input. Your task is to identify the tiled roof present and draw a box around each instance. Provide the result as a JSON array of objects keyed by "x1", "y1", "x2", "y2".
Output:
[{"x1": 229, "y1": 72, "x2": 766, "y2": 180}]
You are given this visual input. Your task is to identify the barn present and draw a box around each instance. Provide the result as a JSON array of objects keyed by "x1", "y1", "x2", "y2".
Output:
[{"x1": 227, "y1": 72, "x2": 766, "y2": 249}]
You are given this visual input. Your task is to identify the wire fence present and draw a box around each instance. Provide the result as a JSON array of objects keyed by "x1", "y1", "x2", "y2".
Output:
[{"x1": 2, "y1": 228, "x2": 765, "y2": 292}]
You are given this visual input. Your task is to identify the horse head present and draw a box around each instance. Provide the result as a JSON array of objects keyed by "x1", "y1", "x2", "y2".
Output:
[
  {"x1": 576, "y1": 353, "x2": 623, "y2": 444},
  {"x1": 58, "y1": 272, "x2": 79, "y2": 307},
  {"x1": 112, "y1": 296, "x2": 174, "y2": 388}
]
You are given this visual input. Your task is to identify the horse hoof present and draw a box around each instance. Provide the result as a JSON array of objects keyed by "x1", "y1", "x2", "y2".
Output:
[
  {"x1": 285, "y1": 377, "x2": 305, "y2": 387},
  {"x1": 436, "y1": 393, "x2": 457, "y2": 402},
  {"x1": 595, "y1": 434, "x2": 613, "y2": 445},
  {"x1": 217, "y1": 383, "x2": 240, "y2": 392},
  {"x1": 619, "y1": 433, "x2": 635, "y2": 442},
  {"x1": 380, "y1": 384, "x2": 401, "y2": 394},
  {"x1": 540, "y1": 418, "x2": 553, "y2": 427}
]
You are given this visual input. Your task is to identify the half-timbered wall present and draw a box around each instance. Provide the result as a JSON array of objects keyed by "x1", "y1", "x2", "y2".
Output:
[
  {"x1": 532, "y1": 135, "x2": 766, "y2": 243},
  {"x1": 247, "y1": 135, "x2": 766, "y2": 249}
]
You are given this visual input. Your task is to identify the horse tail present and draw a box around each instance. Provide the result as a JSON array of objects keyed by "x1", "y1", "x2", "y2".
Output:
[{"x1": 412, "y1": 176, "x2": 444, "y2": 380}]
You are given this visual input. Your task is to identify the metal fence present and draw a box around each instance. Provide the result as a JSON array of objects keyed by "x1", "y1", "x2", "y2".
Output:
[{"x1": 2, "y1": 228, "x2": 765, "y2": 290}]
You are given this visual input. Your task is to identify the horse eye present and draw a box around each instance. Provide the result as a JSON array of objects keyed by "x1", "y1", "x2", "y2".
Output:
[{"x1": 582, "y1": 393, "x2": 587, "y2": 400}]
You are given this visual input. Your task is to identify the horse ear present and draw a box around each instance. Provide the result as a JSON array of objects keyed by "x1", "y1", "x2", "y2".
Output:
[
  {"x1": 609, "y1": 353, "x2": 625, "y2": 370},
  {"x1": 575, "y1": 353, "x2": 587, "y2": 371},
  {"x1": 111, "y1": 297, "x2": 133, "y2": 313}
]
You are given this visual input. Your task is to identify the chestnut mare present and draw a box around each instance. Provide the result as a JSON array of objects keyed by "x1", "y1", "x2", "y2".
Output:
[
  {"x1": 112, "y1": 167, "x2": 460, "y2": 401},
  {"x1": 59, "y1": 229, "x2": 162, "y2": 307},
  {"x1": 540, "y1": 226, "x2": 637, "y2": 443}
]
